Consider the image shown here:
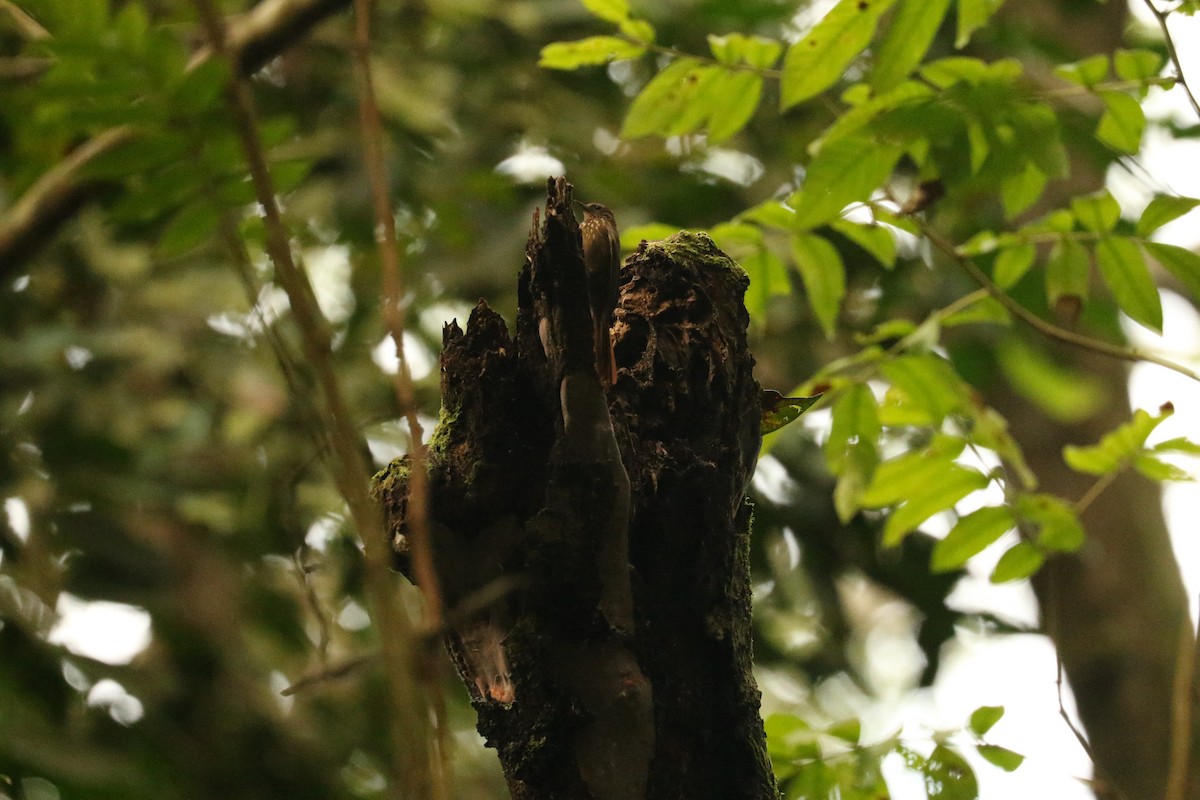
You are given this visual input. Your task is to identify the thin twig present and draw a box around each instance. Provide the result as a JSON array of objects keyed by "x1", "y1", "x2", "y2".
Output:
[
  {"x1": 1142, "y1": 0, "x2": 1200, "y2": 122},
  {"x1": 1165, "y1": 604, "x2": 1198, "y2": 800},
  {"x1": 912, "y1": 216, "x2": 1200, "y2": 383},
  {"x1": 1072, "y1": 470, "x2": 1119, "y2": 516},
  {"x1": 0, "y1": 0, "x2": 49, "y2": 40},
  {"x1": 281, "y1": 652, "x2": 377, "y2": 696},
  {"x1": 349, "y1": 0, "x2": 442, "y2": 636},
  {"x1": 349, "y1": 1, "x2": 449, "y2": 795},
  {"x1": 190, "y1": 1, "x2": 433, "y2": 797}
]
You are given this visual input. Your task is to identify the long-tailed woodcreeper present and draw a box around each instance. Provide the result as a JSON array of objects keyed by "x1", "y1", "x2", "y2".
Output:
[{"x1": 577, "y1": 201, "x2": 620, "y2": 388}]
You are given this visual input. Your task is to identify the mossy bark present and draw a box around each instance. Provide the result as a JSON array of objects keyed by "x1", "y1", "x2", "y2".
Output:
[{"x1": 374, "y1": 178, "x2": 777, "y2": 799}]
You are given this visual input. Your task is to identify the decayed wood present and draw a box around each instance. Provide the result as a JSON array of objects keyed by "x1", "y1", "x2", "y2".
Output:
[{"x1": 374, "y1": 177, "x2": 776, "y2": 799}]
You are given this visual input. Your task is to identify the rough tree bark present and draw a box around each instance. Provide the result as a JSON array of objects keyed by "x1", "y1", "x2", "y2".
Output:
[{"x1": 374, "y1": 178, "x2": 778, "y2": 799}]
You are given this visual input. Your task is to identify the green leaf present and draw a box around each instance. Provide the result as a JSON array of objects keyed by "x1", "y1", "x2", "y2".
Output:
[
  {"x1": 1095, "y1": 236, "x2": 1162, "y2": 332},
  {"x1": 882, "y1": 466, "x2": 989, "y2": 546},
  {"x1": 707, "y1": 72, "x2": 763, "y2": 143},
  {"x1": 170, "y1": 59, "x2": 231, "y2": 114},
  {"x1": 1045, "y1": 237, "x2": 1091, "y2": 312},
  {"x1": 925, "y1": 744, "x2": 980, "y2": 800},
  {"x1": 993, "y1": 242, "x2": 1036, "y2": 289},
  {"x1": 922, "y1": 56, "x2": 990, "y2": 86},
  {"x1": 860, "y1": 436, "x2": 967, "y2": 508},
  {"x1": 955, "y1": 0, "x2": 1004, "y2": 48},
  {"x1": 741, "y1": 248, "x2": 792, "y2": 321},
  {"x1": 1000, "y1": 161, "x2": 1046, "y2": 219},
  {"x1": 621, "y1": 58, "x2": 708, "y2": 138},
  {"x1": 932, "y1": 506, "x2": 1015, "y2": 572},
  {"x1": 159, "y1": 202, "x2": 219, "y2": 257},
  {"x1": 621, "y1": 223, "x2": 681, "y2": 249},
  {"x1": 1152, "y1": 437, "x2": 1200, "y2": 455},
  {"x1": 1054, "y1": 54, "x2": 1109, "y2": 86},
  {"x1": 996, "y1": 337, "x2": 1106, "y2": 424},
  {"x1": 827, "y1": 719, "x2": 862, "y2": 744},
  {"x1": 969, "y1": 705, "x2": 1005, "y2": 736},
  {"x1": 1144, "y1": 242, "x2": 1200, "y2": 301},
  {"x1": 941, "y1": 296, "x2": 1011, "y2": 327},
  {"x1": 581, "y1": 0, "x2": 630, "y2": 23},
  {"x1": 1133, "y1": 454, "x2": 1192, "y2": 481},
  {"x1": 619, "y1": 18, "x2": 656, "y2": 42},
  {"x1": 789, "y1": 136, "x2": 904, "y2": 229},
  {"x1": 761, "y1": 392, "x2": 823, "y2": 434},
  {"x1": 976, "y1": 744, "x2": 1025, "y2": 771},
  {"x1": 871, "y1": 0, "x2": 955, "y2": 92},
  {"x1": 780, "y1": 0, "x2": 901, "y2": 109},
  {"x1": 1137, "y1": 195, "x2": 1200, "y2": 237},
  {"x1": 709, "y1": 33, "x2": 782, "y2": 69},
  {"x1": 791, "y1": 233, "x2": 846, "y2": 337},
  {"x1": 826, "y1": 384, "x2": 882, "y2": 472},
  {"x1": 1016, "y1": 494, "x2": 1084, "y2": 552},
  {"x1": 539, "y1": 36, "x2": 646, "y2": 69},
  {"x1": 1070, "y1": 189, "x2": 1121, "y2": 232},
  {"x1": 830, "y1": 219, "x2": 897, "y2": 268},
  {"x1": 990, "y1": 541, "x2": 1045, "y2": 583},
  {"x1": 880, "y1": 353, "x2": 968, "y2": 421},
  {"x1": 1096, "y1": 92, "x2": 1145, "y2": 154},
  {"x1": 1114, "y1": 48, "x2": 1164, "y2": 82},
  {"x1": 1063, "y1": 408, "x2": 1171, "y2": 475}
]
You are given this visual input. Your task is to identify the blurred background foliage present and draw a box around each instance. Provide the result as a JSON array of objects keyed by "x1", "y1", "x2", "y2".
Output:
[{"x1": 1, "y1": 0, "x2": 1197, "y2": 798}]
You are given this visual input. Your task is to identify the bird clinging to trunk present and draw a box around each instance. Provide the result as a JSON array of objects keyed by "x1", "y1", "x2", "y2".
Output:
[{"x1": 577, "y1": 201, "x2": 620, "y2": 388}]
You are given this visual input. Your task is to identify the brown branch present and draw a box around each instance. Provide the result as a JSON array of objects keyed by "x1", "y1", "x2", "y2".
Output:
[
  {"x1": 350, "y1": 0, "x2": 442, "y2": 633},
  {"x1": 1141, "y1": 0, "x2": 1200, "y2": 122},
  {"x1": 0, "y1": 0, "x2": 351, "y2": 274},
  {"x1": 908, "y1": 214, "x2": 1200, "y2": 383},
  {"x1": 349, "y1": 1, "x2": 449, "y2": 794},
  {"x1": 190, "y1": 1, "x2": 434, "y2": 798}
]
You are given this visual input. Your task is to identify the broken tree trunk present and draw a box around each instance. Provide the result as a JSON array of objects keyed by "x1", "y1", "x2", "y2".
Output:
[{"x1": 373, "y1": 177, "x2": 777, "y2": 799}]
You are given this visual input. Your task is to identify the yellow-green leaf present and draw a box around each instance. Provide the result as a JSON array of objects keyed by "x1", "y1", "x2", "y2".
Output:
[
  {"x1": 871, "y1": 0, "x2": 954, "y2": 92},
  {"x1": 993, "y1": 241, "x2": 1036, "y2": 289},
  {"x1": 1095, "y1": 236, "x2": 1161, "y2": 332},
  {"x1": 707, "y1": 72, "x2": 763, "y2": 143},
  {"x1": 861, "y1": 436, "x2": 966, "y2": 507},
  {"x1": 621, "y1": 58, "x2": 707, "y2": 138},
  {"x1": 791, "y1": 233, "x2": 846, "y2": 337},
  {"x1": 955, "y1": 0, "x2": 1004, "y2": 48},
  {"x1": 977, "y1": 744, "x2": 1025, "y2": 772},
  {"x1": 1096, "y1": 91, "x2": 1145, "y2": 154},
  {"x1": 990, "y1": 541, "x2": 1044, "y2": 582},
  {"x1": 932, "y1": 506, "x2": 1014, "y2": 571},
  {"x1": 880, "y1": 353, "x2": 968, "y2": 421},
  {"x1": 1016, "y1": 494, "x2": 1083, "y2": 552},
  {"x1": 539, "y1": 36, "x2": 645, "y2": 69},
  {"x1": 1070, "y1": 189, "x2": 1120, "y2": 232},
  {"x1": 830, "y1": 219, "x2": 897, "y2": 268},
  {"x1": 781, "y1": 0, "x2": 900, "y2": 108},
  {"x1": 1144, "y1": 242, "x2": 1200, "y2": 300},
  {"x1": 789, "y1": 137, "x2": 904, "y2": 229},
  {"x1": 581, "y1": 0, "x2": 630, "y2": 23},
  {"x1": 1045, "y1": 237, "x2": 1090, "y2": 311},
  {"x1": 1063, "y1": 407, "x2": 1170, "y2": 475},
  {"x1": 969, "y1": 705, "x2": 1005, "y2": 736},
  {"x1": 882, "y1": 466, "x2": 988, "y2": 546},
  {"x1": 1137, "y1": 195, "x2": 1200, "y2": 237}
]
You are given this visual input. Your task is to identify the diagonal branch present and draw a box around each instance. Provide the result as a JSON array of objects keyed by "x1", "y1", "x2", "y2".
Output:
[{"x1": 0, "y1": 0, "x2": 351, "y2": 275}]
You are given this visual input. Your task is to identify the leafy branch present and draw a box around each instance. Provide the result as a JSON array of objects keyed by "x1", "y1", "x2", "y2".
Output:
[
  {"x1": 1141, "y1": 0, "x2": 1200, "y2": 120},
  {"x1": 0, "y1": 0, "x2": 352, "y2": 273}
]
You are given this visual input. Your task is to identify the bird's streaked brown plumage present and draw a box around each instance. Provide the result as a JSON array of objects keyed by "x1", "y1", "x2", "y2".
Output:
[{"x1": 577, "y1": 201, "x2": 620, "y2": 388}]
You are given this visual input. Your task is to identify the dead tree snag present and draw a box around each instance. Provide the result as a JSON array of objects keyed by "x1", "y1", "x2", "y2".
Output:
[{"x1": 373, "y1": 177, "x2": 777, "y2": 799}]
